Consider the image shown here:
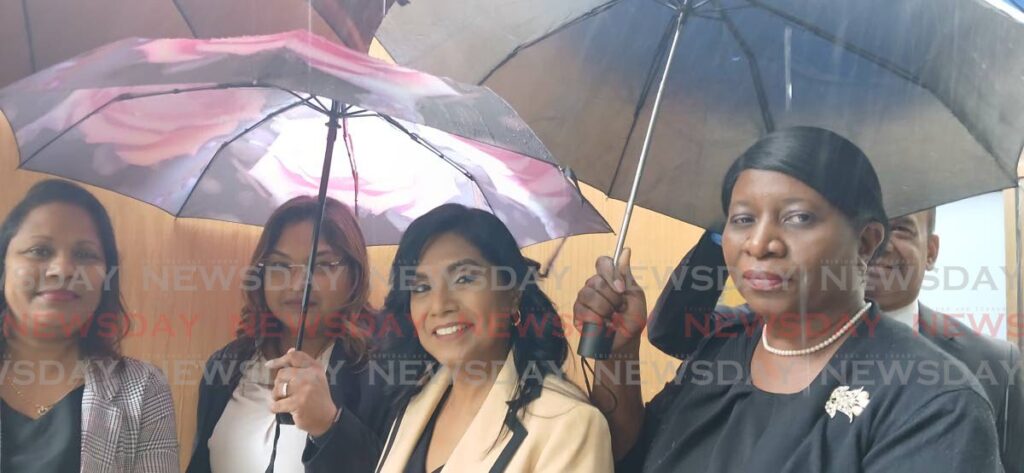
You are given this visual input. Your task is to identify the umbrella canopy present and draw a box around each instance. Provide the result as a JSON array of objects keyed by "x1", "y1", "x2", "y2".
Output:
[
  {"x1": 0, "y1": 30, "x2": 611, "y2": 247},
  {"x1": 0, "y1": 0, "x2": 398, "y2": 87},
  {"x1": 378, "y1": 0, "x2": 1024, "y2": 230}
]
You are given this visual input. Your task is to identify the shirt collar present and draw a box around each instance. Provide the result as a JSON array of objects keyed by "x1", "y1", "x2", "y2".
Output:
[{"x1": 882, "y1": 298, "x2": 919, "y2": 330}]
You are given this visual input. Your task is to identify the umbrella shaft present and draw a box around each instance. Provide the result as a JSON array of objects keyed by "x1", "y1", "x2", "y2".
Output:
[
  {"x1": 579, "y1": 10, "x2": 690, "y2": 361},
  {"x1": 1017, "y1": 181, "x2": 1023, "y2": 350},
  {"x1": 294, "y1": 101, "x2": 343, "y2": 351},
  {"x1": 613, "y1": 10, "x2": 686, "y2": 266}
]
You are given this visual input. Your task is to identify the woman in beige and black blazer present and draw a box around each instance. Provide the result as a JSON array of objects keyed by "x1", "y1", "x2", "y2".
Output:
[
  {"x1": 0, "y1": 180, "x2": 178, "y2": 473},
  {"x1": 374, "y1": 204, "x2": 611, "y2": 473}
]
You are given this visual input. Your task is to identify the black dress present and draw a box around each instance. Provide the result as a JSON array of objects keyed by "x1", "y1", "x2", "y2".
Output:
[
  {"x1": 1, "y1": 385, "x2": 84, "y2": 473},
  {"x1": 620, "y1": 306, "x2": 1003, "y2": 473},
  {"x1": 404, "y1": 386, "x2": 451, "y2": 473}
]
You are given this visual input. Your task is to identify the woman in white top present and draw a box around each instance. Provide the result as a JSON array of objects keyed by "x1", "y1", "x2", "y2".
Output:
[{"x1": 186, "y1": 196, "x2": 382, "y2": 473}]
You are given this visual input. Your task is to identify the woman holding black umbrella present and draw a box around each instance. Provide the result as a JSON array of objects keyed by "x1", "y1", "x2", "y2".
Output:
[
  {"x1": 573, "y1": 127, "x2": 1003, "y2": 472},
  {"x1": 187, "y1": 196, "x2": 387, "y2": 473}
]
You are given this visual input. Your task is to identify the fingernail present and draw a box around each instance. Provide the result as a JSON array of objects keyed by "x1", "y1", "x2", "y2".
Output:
[{"x1": 614, "y1": 280, "x2": 626, "y2": 293}]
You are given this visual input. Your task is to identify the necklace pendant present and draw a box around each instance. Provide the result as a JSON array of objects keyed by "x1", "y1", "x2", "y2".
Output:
[{"x1": 36, "y1": 405, "x2": 51, "y2": 416}]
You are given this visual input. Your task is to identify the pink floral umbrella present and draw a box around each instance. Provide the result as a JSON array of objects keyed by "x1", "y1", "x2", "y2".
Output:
[{"x1": 0, "y1": 30, "x2": 611, "y2": 355}]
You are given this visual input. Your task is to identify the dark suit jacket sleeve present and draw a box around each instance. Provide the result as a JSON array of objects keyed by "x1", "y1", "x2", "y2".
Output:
[
  {"x1": 648, "y1": 230, "x2": 727, "y2": 360},
  {"x1": 614, "y1": 364, "x2": 688, "y2": 472},
  {"x1": 1003, "y1": 344, "x2": 1023, "y2": 473},
  {"x1": 302, "y1": 404, "x2": 384, "y2": 473},
  {"x1": 863, "y1": 389, "x2": 1004, "y2": 472},
  {"x1": 303, "y1": 368, "x2": 392, "y2": 473}
]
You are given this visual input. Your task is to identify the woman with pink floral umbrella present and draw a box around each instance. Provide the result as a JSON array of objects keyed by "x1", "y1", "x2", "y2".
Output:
[{"x1": 0, "y1": 30, "x2": 611, "y2": 473}]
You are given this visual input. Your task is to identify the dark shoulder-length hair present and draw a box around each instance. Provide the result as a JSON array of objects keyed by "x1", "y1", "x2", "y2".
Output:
[
  {"x1": 0, "y1": 179, "x2": 128, "y2": 359},
  {"x1": 382, "y1": 204, "x2": 569, "y2": 434},
  {"x1": 721, "y1": 126, "x2": 890, "y2": 259},
  {"x1": 237, "y1": 196, "x2": 372, "y2": 362}
]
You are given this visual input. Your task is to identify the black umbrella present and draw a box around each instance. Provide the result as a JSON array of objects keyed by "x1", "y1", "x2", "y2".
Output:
[{"x1": 378, "y1": 0, "x2": 1024, "y2": 357}]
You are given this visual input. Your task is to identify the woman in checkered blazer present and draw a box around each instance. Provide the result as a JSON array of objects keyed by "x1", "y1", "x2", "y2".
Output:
[{"x1": 0, "y1": 179, "x2": 179, "y2": 472}]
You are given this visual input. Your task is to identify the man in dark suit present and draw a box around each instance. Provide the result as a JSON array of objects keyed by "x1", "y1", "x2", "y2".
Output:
[
  {"x1": 866, "y1": 209, "x2": 1021, "y2": 472},
  {"x1": 648, "y1": 210, "x2": 1022, "y2": 472}
]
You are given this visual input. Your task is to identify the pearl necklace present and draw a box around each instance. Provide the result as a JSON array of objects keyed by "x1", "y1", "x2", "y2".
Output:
[{"x1": 762, "y1": 302, "x2": 871, "y2": 357}]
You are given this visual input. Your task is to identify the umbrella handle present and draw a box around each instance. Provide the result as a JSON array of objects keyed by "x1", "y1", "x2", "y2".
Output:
[
  {"x1": 277, "y1": 412, "x2": 296, "y2": 425},
  {"x1": 577, "y1": 323, "x2": 616, "y2": 360}
]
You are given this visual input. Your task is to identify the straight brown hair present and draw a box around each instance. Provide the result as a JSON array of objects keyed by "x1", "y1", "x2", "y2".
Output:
[{"x1": 237, "y1": 196, "x2": 372, "y2": 362}]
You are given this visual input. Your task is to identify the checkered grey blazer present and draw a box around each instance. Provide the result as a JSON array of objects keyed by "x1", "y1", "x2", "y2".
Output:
[{"x1": 0, "y1": 357, "x2": 180, "y2": 472}]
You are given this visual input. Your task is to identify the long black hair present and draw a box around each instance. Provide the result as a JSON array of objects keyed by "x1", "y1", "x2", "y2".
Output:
[
  {"x1": 0, "y1": 179, "x2": 128, "y2": 358},
  {"x1": 382, "y1": 204, "x2": 569, "y2": 437},
  {"x1": 721, "y1": 126, "x2": 890, "y2": 259}
]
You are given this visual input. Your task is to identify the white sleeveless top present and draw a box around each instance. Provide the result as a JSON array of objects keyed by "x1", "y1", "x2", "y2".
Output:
[{"x1": 208, "y1": 343, "x2": 335, "y2": 473}]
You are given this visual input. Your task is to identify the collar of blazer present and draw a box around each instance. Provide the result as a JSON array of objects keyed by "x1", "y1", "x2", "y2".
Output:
[
  {"x1": 83, "y1": 357, "x2": 124, "y2": 401},
  {"x1": 377, "y1": 350, "x2": 527, "y2": 473},
  {"x1": 917, "y1": 303, "x2": 959, "y2": 341}
]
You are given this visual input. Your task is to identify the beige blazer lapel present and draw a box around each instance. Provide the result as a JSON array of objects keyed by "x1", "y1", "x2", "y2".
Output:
[
  {"x1": 378, "y1": 352, "x2": 523, "y2": 473},
  {"x1": 443, "y1": 352, "x2": 520, "y2": 472},
  {"x1": 378, "y1": 366, "x2": 455, "y2": 473}
]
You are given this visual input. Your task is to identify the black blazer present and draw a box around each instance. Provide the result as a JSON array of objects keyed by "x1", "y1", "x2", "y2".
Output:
[
  {"x1": 918, "y1": 304, "x2": 1023, "y2": 473},
  {"x1": 647, "y1": 232, "x2": 1024, "y2": 472},
  {"x1": 185, "y1": 338, "x2": 387, "y2": 473}
]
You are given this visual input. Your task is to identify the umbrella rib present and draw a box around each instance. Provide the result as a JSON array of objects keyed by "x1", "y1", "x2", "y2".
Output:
[
  {"x1": 171, "y1": 0, "x2": 199, "y2": 37},
  {"x1": 312, "y1": 96, "x2": 332, "y2": 113},
  {"x1": 341, "y1": 116, "x2": 360, "y2": 215},
  {"x1": 745, "y1": 0, "x2": 921, "y2": 85},
  {"x1": 478, "y1": 0, "x2": 624, "y2": 84},
  {"x1": 177, "y1": 96, "x2": 316, "y2": 217},
  {"x1": 20, "y1": 0, "x2": 37, "y2": 72},
  {"x1": 652, "y1": 0, "x2": 681, "y2": 11},
  {"x1": 376, "y1": 113, "x2": 500, "y2": 215},
  {"x1": 268, "y1": 88, "x2": 330, "y2": 114},
  {"x1": 746, "y1": 0, "x2": 1017, "y2": 182},
  {"x1": 701, "y1": 5, "x2": 755, "y2": 14},
  {"x1": 341, "y1": 109, "x2": 377, "y2": 118},
  {"x1": 606, "y1": 10, "x2": 690, "y2": 195},
  {"x1": 717, "y1": 2, "x2": 775, "y2": 133}
]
